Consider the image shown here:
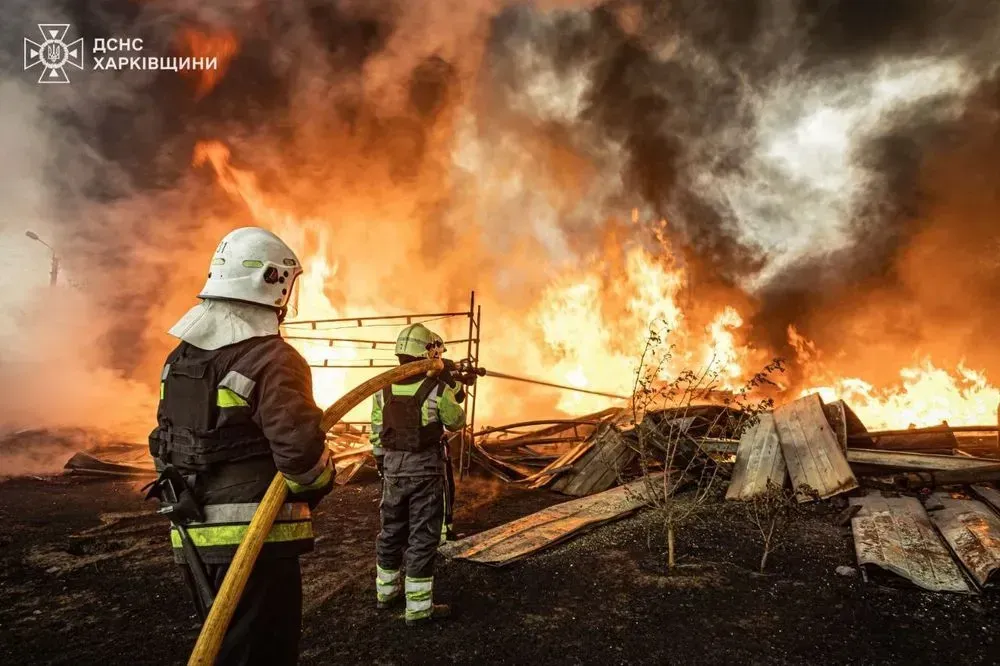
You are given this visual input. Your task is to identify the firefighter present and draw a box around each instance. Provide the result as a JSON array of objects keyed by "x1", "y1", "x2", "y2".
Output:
[
  {"x1": 427, "y1": 332, "x2": 458, "y2": 544},
  {"x1": 147, "y1": 227, "x2": 334, "y2": 666},
  {"x1": 371, "y1": 323, "x2": 465, "y2": 625}
]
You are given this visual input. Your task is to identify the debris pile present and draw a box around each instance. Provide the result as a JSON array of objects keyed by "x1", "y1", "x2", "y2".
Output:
[
  {"x1": 45, "y1": 386, "x2": 1000, "y2": 594},
  {"x1": 472, "y1": 404, "x2": 740, "y2": 496},
  {"x1": 728, "y1": 392, "x2": 1000, "y2": 593}
]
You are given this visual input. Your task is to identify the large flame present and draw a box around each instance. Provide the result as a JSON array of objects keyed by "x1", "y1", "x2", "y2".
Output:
[
  {"x1": 791, "y1": 326, "x2": 1000, "y2": 429},
  {"x1": 193, "y1": 139, "x2": 999, "y2": 430}
]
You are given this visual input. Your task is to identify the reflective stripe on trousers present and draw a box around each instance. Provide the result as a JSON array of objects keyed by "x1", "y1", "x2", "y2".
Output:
[
  {"x1": 405, "y1": 576, "x2": 433, "y2": 620},
  {"x1": 376, "y1": 564, "x2": 401, "y2": 602}
]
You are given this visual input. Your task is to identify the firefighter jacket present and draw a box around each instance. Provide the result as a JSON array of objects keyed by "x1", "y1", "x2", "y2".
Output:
[
  {"x1": 149, "y1": 334, "x2": 334, "y2": 564},
  {"x1": 370, "y1": 375, "x2": 465, "y2": 478}
]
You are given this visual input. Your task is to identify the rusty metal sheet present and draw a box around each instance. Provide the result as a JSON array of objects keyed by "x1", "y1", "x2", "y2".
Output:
[
  {"x1": 849, "y1": 493, "x2": 972, "y2": 593},
  {"x1": 726, "y1": 413, "x2": 787, "y2": 500},
  {"x1": 928, "y1": 494, "x2": 1000, "y2": 588},
  {"x1": 774, "y1": 394, "x2": 858, "y2": 501},
  {"x1": 847, "y1": 449, "x2": 999, "y2": 473},
  {"x1": 970, "y1": 485, "x2": 1000, "y2": 516},
  {"x1": 439, "y1": 475, "x2": 659, "y2": 566}
]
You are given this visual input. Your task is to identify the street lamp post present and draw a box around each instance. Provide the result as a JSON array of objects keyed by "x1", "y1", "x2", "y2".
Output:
[{"x1": 25, "y1": 230, "x2": 59, "y2": 286}]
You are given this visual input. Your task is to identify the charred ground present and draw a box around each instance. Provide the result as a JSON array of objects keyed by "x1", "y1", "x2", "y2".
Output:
[{"x1": 0, "y1": 475, "x2": 997, "y2": 665}]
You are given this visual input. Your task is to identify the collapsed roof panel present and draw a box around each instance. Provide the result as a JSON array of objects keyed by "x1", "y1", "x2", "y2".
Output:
[
  {"x1": 927, "y1": 494, "x2": 1000, "y2": 589},
  {"x1": 849, "y1": 493, "x2": 972, "y2": 594}
]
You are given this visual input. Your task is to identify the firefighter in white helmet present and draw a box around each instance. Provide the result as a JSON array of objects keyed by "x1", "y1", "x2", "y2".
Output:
[
  {"x1": 147, "y1": 227, "x2": 334, "y2": 665},
  {"x1": 370, "y1": 322, "x2": 465, "y2": 625}
]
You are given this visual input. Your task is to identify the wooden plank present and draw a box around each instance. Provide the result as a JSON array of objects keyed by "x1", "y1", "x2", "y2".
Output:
[
  {"x1": 524, "y1": 440, "x2": 595, "y2": 489},
  {"x1": 438, "y1": 475, "x2": 659, "y2": 566},
  {"x1": 871, "y1": 426, "x2": 959, "y2": 452},
  {"x1": 726, "y1": 414, "x2": 787, "y2": 500},
  {"x1": 551, "y1": 426, "x2": 635, "y2": 497},
  {"x1": 333, "y1": 459, "x2": 366, "y2": 485},
  {"x1": 970, "y1": 485, "x2": 1000, "y2": 516},
  {"x1": 847, "y1": 449, "x2": 998, "y2": 473},
  {"x1": 849, "y1": 493, "x2": 971, "y2": 593},
  {"x1": 895, "y1": 465, "x2": 1000, "y2": 489},
  {"x1": 581, "y1": 434, "x2": 638, "y2": 496},
  {"x1": 823, "y1": 400, "x2": 848, "y2": 452},
  {"x1": 928, "y1": 494, "x2": 1000, "y2": 588},
  {"x1": 774, "y1": 394, "x2": 857, "y2": 501}
]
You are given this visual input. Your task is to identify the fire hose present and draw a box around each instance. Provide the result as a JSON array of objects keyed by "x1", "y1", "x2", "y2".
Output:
[
  {"x1": 187, "y1": 358, "x2": 444, "y2": 666},
  {"x1": 447, "y1": 359, "x2": 629, "y2": 401},
  {"x1": 476, "y1": 368, "x2": 629, "y2": 401},
  {"x1": 188, "y1": 358, "x2": 623, "y2": 663}
]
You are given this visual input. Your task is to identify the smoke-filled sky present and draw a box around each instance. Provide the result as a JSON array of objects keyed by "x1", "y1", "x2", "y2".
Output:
[{"x1": 0, "y1": 0, "x2": 999, "y2": 447}]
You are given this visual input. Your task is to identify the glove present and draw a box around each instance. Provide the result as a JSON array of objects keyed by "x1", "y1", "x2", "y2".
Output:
[
  {"x1": 455, "y1": 387, "x2": 466, "y2": 403},
  {"x1": 439, "y1": 358, "x2": 458, "y2": 388},
  {"x1": 289, "y1": 467, "x2": 336, "y2": 510},
  {"x1": 375, "y1": 455, "x2": 385, "y2": 479}
]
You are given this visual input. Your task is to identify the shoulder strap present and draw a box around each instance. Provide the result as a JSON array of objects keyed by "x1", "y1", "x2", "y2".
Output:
[
  {"x1": 413, "y1": 377, "x2": 442, "y2": 407},
  {"x1": 382, "y1": 385, "x2": 393, "y2": 405}
]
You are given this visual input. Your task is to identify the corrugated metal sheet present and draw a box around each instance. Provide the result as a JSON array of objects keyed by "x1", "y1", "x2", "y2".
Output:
[
  {"x1": 850, "y1": 493, "x2": 971, "y2": 593},
  {"x1": 927, "y1": 494, "x2": 1000, "y2": 588},
  {"x1": 774, "y1": 394, "x2": 857, "y2": 501},
  {"x1": 726, "y1": 413, "x2": 787, "y2": 500},
  {"x1": 438, "y1": 475, "x2": 659, "y2": 566}
]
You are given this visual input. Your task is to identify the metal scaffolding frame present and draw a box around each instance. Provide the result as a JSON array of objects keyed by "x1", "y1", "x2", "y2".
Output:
[{"x1": 282, "y1": 291, "x2": 482, "y2": 477}]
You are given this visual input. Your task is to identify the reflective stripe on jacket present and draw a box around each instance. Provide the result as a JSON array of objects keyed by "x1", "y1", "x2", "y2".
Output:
[
  {"x1": 150, "y1": 334, "x2": 334, "y2": 562},
  {"x1": 169, "y1": 501, "x2": 313, "y2": 564}
]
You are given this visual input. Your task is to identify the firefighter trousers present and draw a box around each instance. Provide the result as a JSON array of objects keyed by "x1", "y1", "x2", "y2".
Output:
[
  {"x1": 376, "y1": 474, "x2": 445, "y2": 578},
  {"x1": 181, "y1": 556, "x2": 302, "y2": 666}
]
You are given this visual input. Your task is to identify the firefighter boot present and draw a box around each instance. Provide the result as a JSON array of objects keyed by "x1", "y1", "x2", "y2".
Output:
[
  {"x1": 406, "y1": 604, "x2": 451, "y2": 627},
  {"x1": 404, "y1": 576, "x2": 451, "y2": 626}
]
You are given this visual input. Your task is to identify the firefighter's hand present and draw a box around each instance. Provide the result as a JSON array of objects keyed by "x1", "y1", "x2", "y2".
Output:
[
  {"x1": 289, "y1": 467, "x2": 336, "y2": 510},
  {"x1": 439, "y1": 358, "x2": 459, "y2": 388},
  {"x1": 455, "y1": 387, "x2": 466, "y2": 403}
]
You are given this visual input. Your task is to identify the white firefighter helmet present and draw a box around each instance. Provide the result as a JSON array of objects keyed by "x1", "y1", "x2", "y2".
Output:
[
  {"x1": 198, "y1": 227, "x2": 303, "y2": 309},
  {"x1": 395, "y1": 323, "x2": 439, "y2": 359}
]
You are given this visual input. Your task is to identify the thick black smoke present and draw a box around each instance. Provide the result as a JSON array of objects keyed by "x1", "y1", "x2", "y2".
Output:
[{"x1": 483, "y1": 0, "x2": 1000, "y2": 378}]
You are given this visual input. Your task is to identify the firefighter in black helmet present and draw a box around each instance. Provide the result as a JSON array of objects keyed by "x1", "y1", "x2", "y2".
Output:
[
  {"x1": 147, "y1": 227, "x2": 334, "y2": 665},
  {"x1": 371, "y1": 323, "x2": 465, "y2": 625}
]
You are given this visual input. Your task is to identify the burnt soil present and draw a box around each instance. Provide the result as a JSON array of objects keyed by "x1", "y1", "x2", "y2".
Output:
[{"x1": 1, "y1": 473, "x2": 998, "y2": 665}]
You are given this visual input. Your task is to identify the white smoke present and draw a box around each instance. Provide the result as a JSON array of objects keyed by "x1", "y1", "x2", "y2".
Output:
[{"x1": 699, "y1": 57, "x2": 980, "y2": 287}]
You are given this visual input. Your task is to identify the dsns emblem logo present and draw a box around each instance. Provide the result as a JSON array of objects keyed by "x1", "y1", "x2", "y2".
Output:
[{"x1": 24, "y1": 24, "x2": 84, "y2": 83}]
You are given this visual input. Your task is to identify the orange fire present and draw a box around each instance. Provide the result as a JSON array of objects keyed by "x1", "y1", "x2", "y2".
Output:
[
  {"x1": 175, "y1": 27, "x2": 238, "y2": 99},
  {"x1": 193, "y1": 139, "x2": 1000, "y2": 430}
]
